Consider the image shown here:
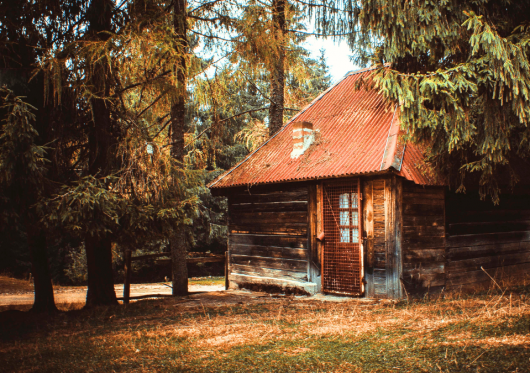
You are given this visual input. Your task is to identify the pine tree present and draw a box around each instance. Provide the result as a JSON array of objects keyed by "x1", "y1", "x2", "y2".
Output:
[
  {"x1": 170, "y1": 0, "x2": 190, "y2": 296},
  {"x1": 311, "y1": 0, "x2": 530, "y2": 200},
  {"x1": 269, "y1": 0, "x2": 287, "y2": 136},
  {"x1": 0, "y1": 0, "x2": 86, "y2": 313},
  {"x1": 82, "y1": 0, "x2": 120, "y2": 307},
  {"x1": 0, "y1": 89, "x2": 56, "y2": 313}
]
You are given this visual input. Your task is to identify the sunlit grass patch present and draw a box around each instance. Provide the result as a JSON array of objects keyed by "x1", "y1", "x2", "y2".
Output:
[
  {"x1": 0, "y1": 275, "x2": 33, "y2": 294},
  {"x1": 189, "y1": 276, "x2": 225, "y2": 286},
  {"x1": 1, "y1": 286, "x2": 530, "y2": 372}
]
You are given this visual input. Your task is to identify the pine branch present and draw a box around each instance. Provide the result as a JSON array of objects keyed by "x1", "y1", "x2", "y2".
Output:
[
  {"x1": 290, "y1": 0, "x2": 355, "y2": 13},
  {"x1": 135, "y1": 88, "x2": 171, "y2": 120},
  {"x1": 287, "y1": 29, "x2": 355, "y2": 37},
  {"x1": 152, "y1": 119, "x2": 172, "y2": 140},
  {"x1": 190, "y1": 29, "x2": 236, "y2": 42},
  {"x1": 182, "y1": 106, "x2": 300, "y2": 149},
  {"x1": 112, "y1": 70, "x2": 171, "y2": 97},
  {"x1": 188, "y1": 0, "x2": 227, "y2": 14}
]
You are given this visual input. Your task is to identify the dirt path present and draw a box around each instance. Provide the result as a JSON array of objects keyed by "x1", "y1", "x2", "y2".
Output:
[{"x1": 0, "y1": 283, "x2": 225, "y2": 306}]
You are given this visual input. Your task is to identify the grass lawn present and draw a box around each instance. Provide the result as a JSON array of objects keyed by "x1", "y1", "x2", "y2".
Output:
[
  {"x1": 189, "y1": 276, "x2": 225, "y2": 286},
  {"x1": 0, "y1": 275, "x2": 33, "y2": 294},
  {"x1": 0, "y1": 286, "x2": 529, "y2": 372}
]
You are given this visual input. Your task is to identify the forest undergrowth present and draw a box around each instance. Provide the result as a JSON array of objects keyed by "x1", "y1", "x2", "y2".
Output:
[{"x1": 0, "y1": 283, "x2": 529, "y2": 372}]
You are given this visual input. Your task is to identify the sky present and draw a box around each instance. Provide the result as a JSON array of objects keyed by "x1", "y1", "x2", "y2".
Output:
[{"x1": 305, "y1": 37, "x2": 360, "y2": 83}]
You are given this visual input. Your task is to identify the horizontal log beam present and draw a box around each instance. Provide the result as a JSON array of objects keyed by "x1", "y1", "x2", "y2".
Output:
[
  {"x1": 446, "y1": 231, "x2": 530, "y2": 248},
  {"x1": 229, "y1": 233, "x2": 307, "y2": 248},
  {"x1": 231, "y1": 264, "x2": 308, "y2": 281},
  {"x1": 231, "y1": 254, "x2": 307, "y2": 272},
  {"x1": 230, "y1": 244, "x2": 308, "y2": 260},
  {"x1": 230, "y1": 201, "x2": 308, "y2": 213},
  {"x1": 230, "y1": 224, "x2": 307, "y2": 235}
]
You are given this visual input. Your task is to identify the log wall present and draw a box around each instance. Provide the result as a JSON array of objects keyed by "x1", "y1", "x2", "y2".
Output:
[
  {"x1": 227, "y1": 184, "x2": 315, "y2": 293},
  {"x1": 401, "y1": 181, "x2": 446, "y2": 296},
  {"x1": 446, "y1": 191, "x2": 530, "y2": 291},
  {"x1": 221, "y1": 177, "x2": 530, "y2": 298}
]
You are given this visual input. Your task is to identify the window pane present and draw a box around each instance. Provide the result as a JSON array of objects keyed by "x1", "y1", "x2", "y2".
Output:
[
  {"x1": 352, "y1": 193, "x2": 358, "y2": 208},
  {"x1": 352, "y1": 211, "x2": 358, "y2": 226},
  {"x1": 340, "y1": 228, "x2": 350, "y2": 242},
  {"x1": 339, "y1": 193, "x2": 349, "y2": 209},
  {"x1": 340, "y1": 211, "x2": 349, "y2": 226},
  {"x1": 352, "y1": 228, "x2": 359, "y2": 242}
]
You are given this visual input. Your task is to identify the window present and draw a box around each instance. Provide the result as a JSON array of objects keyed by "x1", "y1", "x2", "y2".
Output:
[{"x1": 338, "y1": 192, "x2": 360, "y2": 243}]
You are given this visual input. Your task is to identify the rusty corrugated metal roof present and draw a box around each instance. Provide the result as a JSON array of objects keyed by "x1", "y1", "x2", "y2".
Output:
[{"x1": 209, "y1": 67, "x2": 440, "y2": 189}]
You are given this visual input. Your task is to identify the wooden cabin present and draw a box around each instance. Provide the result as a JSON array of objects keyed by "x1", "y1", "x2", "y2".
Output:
[{"x1": 209, "y1": 67, "x2": 530, "y2": 299}]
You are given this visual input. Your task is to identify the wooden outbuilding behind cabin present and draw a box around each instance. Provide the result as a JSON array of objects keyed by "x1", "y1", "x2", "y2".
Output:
[{"x1": 209, "y1": 67, "x2": 530, "y2": 299}]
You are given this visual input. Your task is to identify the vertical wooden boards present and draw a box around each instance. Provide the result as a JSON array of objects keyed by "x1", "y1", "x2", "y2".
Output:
[
  {"x1": 361, "y1": 176, "x2": 403, "y2": 300},
  {"x1": 227, "y1": 183, "x2": 312, "y2": 291},
  {"x1": 372, "y1": 178, "x2": 387, "y2": 297},
  {"x1": 401, "y1": 181, "x2": 446, "y2": 296},
  {"x1": 446, "y1": 191, "x2": 530, "y2": 291},
  {"x1": 363, "y1": 179, "x2": 374, "y2": 297},
  {"x1": 317, "y1": 184, "x2": 323, "y2": 274},
  {"x1": 308, "y1": 184, "x2": 318, "y2": 267},
  {"x1": 308, "y1": 183, "x2": 321, "y2": 292},
  {"x1": 384, "y1": 177, "x2": 393, "y2": 298},
  {"x1": 393, "y1": 176, "x2": 403, "y2": 299},
  {"x1": 384, "y1": 176, "x2": 402, "y2": 299}
]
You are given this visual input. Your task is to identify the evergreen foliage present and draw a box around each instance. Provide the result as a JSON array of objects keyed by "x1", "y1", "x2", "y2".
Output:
[
  {"x1": 312, "y1": 0, "x2": 530, "y2": 201},
  {"x1": 0, "y1": 0, "x2": 333, "y2": 305}
]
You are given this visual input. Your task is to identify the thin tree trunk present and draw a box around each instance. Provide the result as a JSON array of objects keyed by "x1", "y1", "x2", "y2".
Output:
[
  {"x1": 28, "y1": 227, "x2": 57, "y2": 314},
  {"x1": 84, "y1": 0, "x2": 118, "y2": 307},
  {"x1": 269, "y1": 0, "x2": 286, "y2": 137},
  {"x1": 170, "y1": 0, "x2": 189, "y2": 296}
]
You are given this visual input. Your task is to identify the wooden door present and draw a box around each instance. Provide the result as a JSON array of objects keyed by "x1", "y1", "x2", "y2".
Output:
[{"x1": 322, "y1": 180, "x2": 363, "y2": 295}]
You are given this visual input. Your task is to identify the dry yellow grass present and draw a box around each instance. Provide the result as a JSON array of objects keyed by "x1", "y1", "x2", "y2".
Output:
[
  {"x1": 0, "y1": 275, "x2": 33, "y2": 294},
  {"x1": 0, "y1": 286, "x2": 529, "y2": 372}
]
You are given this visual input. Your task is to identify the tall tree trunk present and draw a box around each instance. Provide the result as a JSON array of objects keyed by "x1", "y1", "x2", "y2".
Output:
[
  {"x1": 170, "y1": 0, "x2": 189, "y2": 296},
  {"x1": 84, "y1": 0, "x2": 118, "y2": 307},
  {"x1": 269, "y1": 0, "x2": 286, "y2": 137},
  {"x1": 27, "y1": 67, "x2": 58, "y2": 314},
  {"x1": 1, "y1": 67, "x2": 58, "y2": 314},
  {"x1": 28, "y1": 226, "x2": 57, "y2": 313},
  {"x1": 85, "y1": 237, "x2": 117, "y2": 306}
]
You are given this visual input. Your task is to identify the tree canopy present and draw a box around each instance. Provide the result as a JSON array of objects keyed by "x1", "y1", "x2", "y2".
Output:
[
  {"x1": 6, "y1": 0, "x2": 526, "y2": 312},
  {"x1": 311, "y1": 0, "x2": 530, "y2": 200},
  {"x1": 0, "y1": 0, "x2": 333, "y2": 311}
]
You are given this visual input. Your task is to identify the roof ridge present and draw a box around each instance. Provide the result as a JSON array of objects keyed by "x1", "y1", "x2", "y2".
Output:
[
  {"x1": 342, "y1": 63, "x2": 391, "y2": 78},
  {"x1": 343, "y1": 65, "x2": 379, "y2": 78},
  {"x1": 208, "y1": 66, "x2": 359, "y2": 189}
]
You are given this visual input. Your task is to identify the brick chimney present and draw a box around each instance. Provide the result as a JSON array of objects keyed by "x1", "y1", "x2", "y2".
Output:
[{"x1": 291, "y1": 121, "x2": 314, "y2": 159}]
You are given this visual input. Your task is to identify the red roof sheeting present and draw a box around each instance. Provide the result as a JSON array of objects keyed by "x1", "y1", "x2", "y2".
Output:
[{"x1": 209, "y1": 67, "x2": 439, "y2": 189}]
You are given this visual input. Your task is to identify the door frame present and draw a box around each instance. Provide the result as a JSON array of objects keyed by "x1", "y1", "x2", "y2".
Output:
[{"x1": 320, "y1": 178, "x2": 364, "y2": 296}]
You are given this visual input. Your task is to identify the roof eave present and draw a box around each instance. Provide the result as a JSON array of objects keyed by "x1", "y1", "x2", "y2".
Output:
[{"x1": 209, "y1": 168, "x2": 399, "y2": 194}]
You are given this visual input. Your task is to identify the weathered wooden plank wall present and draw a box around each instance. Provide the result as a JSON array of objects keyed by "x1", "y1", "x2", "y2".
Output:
[
  {"x1": 364, "y1": 177, "x2": 393, "y2": 298},
  {"x1": 446, "y1": 191, "x2": 530, "y2": 291},
  {"x1": 401, "y1": 181, "x2": 446, "y2": 296},
  {"x1": 308, "y1": 184, "x2": 321, "y2": 292},
  {"x1": 373, "y1": 179, "x2": 387, "y2": 297},
  {"x1": 227, "y1": 184, "x2": 311, "y2": 290},
  {"x1": 372, "y1": 180, "x2": 387, "y2": 297}
]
